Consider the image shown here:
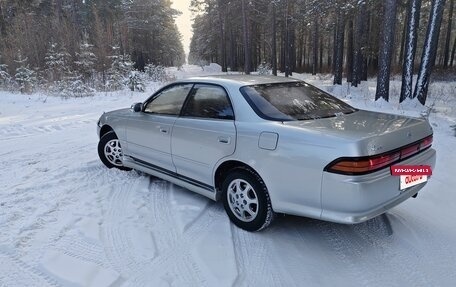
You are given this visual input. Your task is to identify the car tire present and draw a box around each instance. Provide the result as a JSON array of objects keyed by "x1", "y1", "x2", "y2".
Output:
[
  {"x1": 98, "y1": 131, "x2": 131, "y2": 171},
  {"x1": 222, "y1": 168, "x2": 275, "y2": 231}
]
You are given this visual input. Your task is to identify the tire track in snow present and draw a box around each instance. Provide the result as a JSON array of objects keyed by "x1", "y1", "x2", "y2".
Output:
[
  {"x1": 100, "y1": 177, "x2": 149, "y2": 277},
  {"x1": 317, "y1": 220, "x2": 379, "y2": 287},
  {"x1": 0, "y1": 251, "x2": 60, "y2": 287},
  {"x1": 387, "y1": 211, "x2": 456, "y2": 283},
  {"x1": 0, "y1": 114, "x2": 96, "y2": 141},
  {"x1": 351, "y1": 215, "x2": 433, "y2": 286},
  {"x1": 317, "y1": 214, "x2": 434, "y2": 287},
  {"x1": 9, "y1": 163, "x2": 109, "y2": 266},
  {"x1": 124, "y1": 178, "x2": 225, "y2": 287},
  {"x1": 230, "y1": 225, "x2": 285, "y2": 287},
  {"x1": 52, "y1": 235, "x2": 110, "y2": 269}
]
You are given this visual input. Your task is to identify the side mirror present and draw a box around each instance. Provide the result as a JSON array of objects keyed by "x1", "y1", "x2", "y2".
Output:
[{"x1": 131, "y1": 102, "x2": 143, "y2": 112}]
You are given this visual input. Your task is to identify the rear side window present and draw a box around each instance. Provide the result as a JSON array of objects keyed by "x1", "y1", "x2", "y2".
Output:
[
  {"x1": 144, "y1": 84, "x2": 193, "y2": 115},
  {"x1": 240, "y1": 82, "x2": 357, "y2": 121},
  {"x1": 181, "y1": 84, "x2": 234, "y2": 120}
]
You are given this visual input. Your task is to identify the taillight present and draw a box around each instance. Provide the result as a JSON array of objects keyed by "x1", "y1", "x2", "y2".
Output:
[
  {"x1": 326, "y1": 152, "x2": 400, "y2": 174},
  {"x1": 400, "y1": 144, "x2": 420, "y2": 158},
  {"x1": 325, "y1": 134, "x2": 433, "y2": 175},
  {"x1": 420, "y1": 135, "x2": 433, "y2": 150}
]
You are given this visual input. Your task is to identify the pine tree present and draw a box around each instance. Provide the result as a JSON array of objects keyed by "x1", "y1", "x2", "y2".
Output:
[
  {"x1": 45, "y1": 42, "x2": 71, "y2": 83},
  {"x1": 0, "y1": 63, "x2": 10, "y2": 88},
  {"x1": 443, "y1": 0, "x2": 454, "y2": 68},
  {"x1": 333, "y1": 9, "x2": 345, "y2": 85},
  {"x1": 127, "y1": 71, "x2": 145, "y2": 92},
  {"x1": 144, "y1": 63, "x2": 166, "y2": 82},
  {"x1": 241, "y1": 0, "x2": 251, "y2": 74},
  {"x1": 399, "y1": 0, "x2": 422, "y2": 103},
  {"x1": 106, "y1": 47, "x2": 134, "y2": 91},
  {"x1": 62, "y1": 76, "x2": 96, "y2": 97},
  {"x1": 375, "y1": 0, "x2": 398, "y2": 102},
  {"x1": 14, "y1": 53, "x2": 37, "y2": 94},
  {"x1": 414, "y1": 0, "x2": 447, "y2": 105},
  {"x1": 75, "y1": 38, "x2": 97, "y2": 82}
]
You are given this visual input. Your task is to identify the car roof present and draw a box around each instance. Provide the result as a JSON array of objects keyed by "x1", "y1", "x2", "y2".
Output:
[{"x1": 179, "y1": 74, "x2": 300, "y2": 88}]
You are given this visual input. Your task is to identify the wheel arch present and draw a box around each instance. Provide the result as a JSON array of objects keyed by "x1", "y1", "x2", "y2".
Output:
[
  {"x1": 99, "y1": 125, "x2": 114, "y2": 138},
  {"x1": 214, "y1": 160, "x2": 263, "y2": 201}
]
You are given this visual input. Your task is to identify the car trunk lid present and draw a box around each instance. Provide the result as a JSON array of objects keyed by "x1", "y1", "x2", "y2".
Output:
[{"x1": 283, "y1": 110, "x2": 433, "y2": 156}]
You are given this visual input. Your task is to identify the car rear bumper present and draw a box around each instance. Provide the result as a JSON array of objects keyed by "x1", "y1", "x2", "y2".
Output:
[{"x1": 319, "y1": 148, "x2": 436, "y2": 224}]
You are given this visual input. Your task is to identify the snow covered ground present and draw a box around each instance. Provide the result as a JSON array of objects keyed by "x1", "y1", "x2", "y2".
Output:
[{"x1": 1, "y1": 65, "x2": 456, "y2": 287}]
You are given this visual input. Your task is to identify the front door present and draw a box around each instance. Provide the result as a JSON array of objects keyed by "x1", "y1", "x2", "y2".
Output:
[{"x1": 125, "y1": 83, "x2": 193, "y2": 172}]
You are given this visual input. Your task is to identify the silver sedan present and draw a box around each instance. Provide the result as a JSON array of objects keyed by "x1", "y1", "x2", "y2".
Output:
[{"x1": 97, "y1": 75, "x2": 436, "y2": 231}]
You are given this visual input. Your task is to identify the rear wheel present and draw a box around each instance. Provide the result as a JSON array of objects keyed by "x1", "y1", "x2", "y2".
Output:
[
  {"x1": 98, "y1": 131, "x2": 131, "y2": 171},
  {"x1": 222, "y1": 168, "x2": 275, "y2": 231}
]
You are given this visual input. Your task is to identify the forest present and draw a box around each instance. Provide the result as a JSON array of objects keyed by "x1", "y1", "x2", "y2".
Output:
[
  {"x1": 0, "y1": 0, "x2": 185, "y2": 96},
  {"x1": 189, "y1": 0, "x2": 455, "y2": 104},
  {"x1": 0, "y1": 0, "x2": 454, "y2": 105}
]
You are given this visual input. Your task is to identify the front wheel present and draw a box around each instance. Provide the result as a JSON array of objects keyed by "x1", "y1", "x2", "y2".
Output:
[
  {"x1": 222, "y1": 169, "x2": 275, "y2": 231},
  {"x1": 98, "y1": 131, "x2": 131, "y2": 171}
]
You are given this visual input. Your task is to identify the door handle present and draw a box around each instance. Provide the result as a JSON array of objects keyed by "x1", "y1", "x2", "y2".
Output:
[
  {"x1": 218, "y1": 136, "x2": 231, "y2": 144},
  {"x1": 159, "y1": 127, "x2": 168, "y2": 134}
]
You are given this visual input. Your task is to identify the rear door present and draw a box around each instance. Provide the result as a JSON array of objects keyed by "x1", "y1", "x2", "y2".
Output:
[
  {"x1": 171, "y1": 84, "x2": 236, "y2": 186},
  {"x1": 125, "y1": 83, "x2": 193, "y2": 172}
]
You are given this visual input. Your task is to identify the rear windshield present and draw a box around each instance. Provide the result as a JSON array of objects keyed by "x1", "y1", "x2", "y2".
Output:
[{"x1": 240, "y1": 82, "x2": 357, "y2": 121}]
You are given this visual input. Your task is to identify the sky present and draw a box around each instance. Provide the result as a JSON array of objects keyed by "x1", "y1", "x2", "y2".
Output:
[{"x1": 171, "y1": 0, "x2": 193, "y2": 57}]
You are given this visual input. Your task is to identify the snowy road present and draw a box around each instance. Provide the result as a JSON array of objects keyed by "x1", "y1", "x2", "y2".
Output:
[{"x1": 1, "y1": 68, "x2": 456, "y2": 286}]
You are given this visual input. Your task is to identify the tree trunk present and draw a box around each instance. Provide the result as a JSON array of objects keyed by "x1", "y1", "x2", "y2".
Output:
[
  {"x1": 353, "y1": 2, "x2": 367, "y2": 87},
  {"x1": 443, "y1": 0, "x2": 454, "y2": 67},
  {"x1": 400, "y1": 0, "x2": 422, "y2": 102},
  {"x1": 217, "y1": 0, "x2": 227, "y2": 72},
  {"x1": 229, "y1": 28, "x2": 236, "y2": 71},
  {"x1": 332, "y1": 19, "x2": 337, "y2": 74},
  {"x1": 398, "y1": 5, "x2": 408, "y2": 67},
  {"x1": 375, "y1": 0, "x2": 398, "y2": 102},
  {"x1": 451, "y1": 34, "x2": 456, "y2": 66},
  {"x1": 346, "y1": 20, "x2": 354, "y2": 83},
  {"x1": 319, "y1": 33, "x2": 323, "y2": 72},
  {"x1": 297, "y1": 27, "x2": 304, "y2": 71},
  {"x1": 290, "y1": 23, "x2": 295, "y2": 75},
  {"x1": 362, "y1": 11, "x2": 371, "y2": 81},
  {"x1": 333, "y1": 10, "x2": 345, "y2": 85},
  {"x1": 272, "y1": 2, "x2": 277, "y2": 76},
  {"x1": 285, "y1": 0, "x2": 292, "y2": 77},
  {"x1": 241, "y1": 0, "x2": 251, "y2": 74},
  {"x1": 312, "y1": 17, "x2": 318, "y2": 75},
  {"x1": 280, "y1": 24, "x2": 285, "y2": 72},
  {"x1": 414, "y1": 0, "x2": 447, "y2": 104}
]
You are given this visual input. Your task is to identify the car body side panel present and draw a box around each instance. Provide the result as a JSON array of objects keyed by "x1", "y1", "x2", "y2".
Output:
[
  {"x1": 171, "y1": 117, "x2": 236, "y2": 186},
  {"x1": 124, "y1": 113, "x2": 178, "y2": 173},
  {"x1": 98, "y1": 109, "x2": 131, "y2": 149},
  {"x1": 227, "y1": 121, "x2": 329, "y2": 219}
]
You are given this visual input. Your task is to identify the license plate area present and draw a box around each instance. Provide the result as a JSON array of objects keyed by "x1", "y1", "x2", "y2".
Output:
[{"x1": 400, "y1": 175, "x2": 427, "y2": 190}]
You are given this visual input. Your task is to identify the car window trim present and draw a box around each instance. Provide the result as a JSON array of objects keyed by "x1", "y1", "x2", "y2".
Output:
[
  {"x1": 142, "y1": 82, "x2": 194, "y2": 116},
  {"x1": 179, "y1": 83, "x2": 235, "y2": 121}
]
